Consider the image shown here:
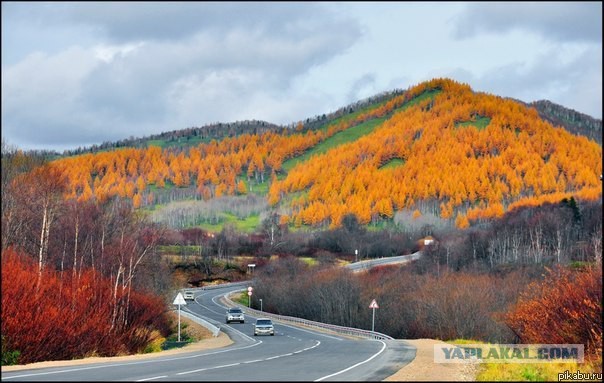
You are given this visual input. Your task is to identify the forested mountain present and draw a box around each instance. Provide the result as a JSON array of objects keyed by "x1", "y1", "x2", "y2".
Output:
[
  {"x1": 528, "y1": 99, "x2": 602, "y2": 145},
  {"x1": 41, "y1": 78, "x2": 601, "y2": 232}
]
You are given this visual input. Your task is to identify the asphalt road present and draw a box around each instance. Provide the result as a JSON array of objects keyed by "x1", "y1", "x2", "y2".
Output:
[{"x1": 1, "y1": 285, "x2": 415, "y2": 381}]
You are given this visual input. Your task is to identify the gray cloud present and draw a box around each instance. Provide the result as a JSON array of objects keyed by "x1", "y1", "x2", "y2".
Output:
[
  {"x1": 2, "y1": 3, "x2": 363, "y2": 151},
  {"x1": 453, "y1": 2, "x2": 602, "y2": 43},
  {"x1": 7, "y1": 2, "x2": 355, "y2": 43}
]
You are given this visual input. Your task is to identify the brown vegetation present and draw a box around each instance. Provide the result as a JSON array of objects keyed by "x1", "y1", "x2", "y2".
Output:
[{"x1": 506, "y1": 264, "x2": 602, "y2": 362}]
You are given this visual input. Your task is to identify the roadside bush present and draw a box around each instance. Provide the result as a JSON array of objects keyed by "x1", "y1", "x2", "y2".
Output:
[
  {"x1": 1, "y1": 248, "x2": 171, "y2": 364},
  {"x1": 1, "y1": 335, "x2": 20, "y2": 366},
  {"x1": 505, "y1": 264, "x2": 602, "y2": 362}
]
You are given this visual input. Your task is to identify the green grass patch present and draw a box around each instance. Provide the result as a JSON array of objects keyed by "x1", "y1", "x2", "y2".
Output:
[
  {"x1": 314, "y1": 96, "x2": 399, "y2": 133},
  {"x1": 232, "y1": 291, "x2": 250, "y2": 307},
  {"x1": 393, "y1": 88, "x2": 441, "y2": 113},
  {"x1": 299, "y1": 257, "x2": 319, "y2": 266},
  {"x1": 239, "y1": 176, "x2": 270, "y2": 196},
  {"x1": 197, "y1": 213, "x2": 261, "y2": 233},
  {"x1": 456, "y1": 116, "x2": 491, "y2": 130},
  {"x1": 379, "y1": 158, "x2": 405, "y2": 170},
  {"x1": 282, "y1": 89, "x2": 441, "y2": 173},
  {"x1": 283, "y1": 117, "x2": 387, "y2": 172}
]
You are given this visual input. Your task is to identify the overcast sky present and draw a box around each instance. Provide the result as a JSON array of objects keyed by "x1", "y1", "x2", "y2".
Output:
[{"x1": 2, "y1": 2, "x2": 602, "y2": 152}]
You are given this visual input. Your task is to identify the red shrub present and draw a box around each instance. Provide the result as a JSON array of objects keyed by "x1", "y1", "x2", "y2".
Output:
[
  {"x1": 506, "y1": 265, "x2": 602, "y2": 361},
  {"x1": 2, "y1": 248, "x2": 168, "y2": 364}
]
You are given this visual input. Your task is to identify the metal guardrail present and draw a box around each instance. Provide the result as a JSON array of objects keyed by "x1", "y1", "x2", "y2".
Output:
[
  {"x1": 180, "y1": 309, "x2": 221, "y2": 337},
  {"x1": 199, "y1": 281, "x2": 250, "y2": 290},
  {"x1": 345, "y1": 252, "x2": 421, "y2": 273},
  {"x1": 222, "y1": 289, "x2": 394, "y2": 341}
]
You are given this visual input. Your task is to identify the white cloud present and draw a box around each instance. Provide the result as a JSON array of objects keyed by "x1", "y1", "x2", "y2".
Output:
[{"x1": 93, "y1": 42, "x2": 144, "y2": 63}]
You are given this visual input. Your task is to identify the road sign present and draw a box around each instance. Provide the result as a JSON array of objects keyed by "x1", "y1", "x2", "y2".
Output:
[
  {"x1": 248, "y1": 286, "x2": 253, "y2": 292},
  {"x1": 247, "y1": 291, "x2": 253, "y2": 296},
  {"x1": 369, "y1": 299, "x2": 379, "y2": 332},
  {"x1": 173, "y1": 292, "x2": 187, "y2": 305},
  {"x1": 173, "y1": 292, "x2": 187, "y2": 342}
]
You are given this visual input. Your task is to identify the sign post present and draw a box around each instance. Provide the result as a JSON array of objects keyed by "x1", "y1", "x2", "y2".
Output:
[
  {"x1": 369, "y1": 299, "x2": 379, "y2": 332},
  {"x1": 247, "y1": 286, "x2": 253, "y2": 308},
  {"x1": 173, "y1": 292, "x2": 187, "y2": 342}
]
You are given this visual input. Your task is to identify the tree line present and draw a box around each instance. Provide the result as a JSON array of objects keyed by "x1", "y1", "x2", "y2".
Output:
[{"x1": 1, "y1": 140, "x2": 174, "y2": 365}]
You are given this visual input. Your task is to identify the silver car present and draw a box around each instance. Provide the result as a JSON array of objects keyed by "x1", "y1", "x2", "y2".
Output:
[{"x1": 254, "y1": 318, "x2": 274, "y2": 336}]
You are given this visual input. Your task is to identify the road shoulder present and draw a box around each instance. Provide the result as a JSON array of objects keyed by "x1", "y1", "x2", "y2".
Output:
[
  {"x1": 1, "y1": 318, "x2": 233, "y2": 372},
  {"x1": 384, "y1": 339, "x2": 478, "y2": 381}
]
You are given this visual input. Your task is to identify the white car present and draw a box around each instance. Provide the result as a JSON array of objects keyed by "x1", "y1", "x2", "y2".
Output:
[
  {"x1": 254, "y1": 318, "x2": 274, "y2": 336},
  {"x1": 183, "y1": 290, "x2": 195, "y2": 300},
  {"x1": 226, "y1": 307, "x2": 245, "y2": 324}
]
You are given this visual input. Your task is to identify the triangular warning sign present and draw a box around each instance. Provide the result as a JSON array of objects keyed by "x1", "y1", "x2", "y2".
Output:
[
  {"x1": 173, "y1": 292, "x2": 187, "y2": 305},
  {"x1": 369, "y1": 299, "x2": 379, "y2": 309}
]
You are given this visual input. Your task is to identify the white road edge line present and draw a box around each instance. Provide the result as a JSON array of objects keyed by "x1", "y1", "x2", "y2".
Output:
[
  {"x1": 136, "y1": 376, "x2": 168, "y2": 381},
  {"x1": 314, "y1": 340, "x2": 387, "y2": 381}
]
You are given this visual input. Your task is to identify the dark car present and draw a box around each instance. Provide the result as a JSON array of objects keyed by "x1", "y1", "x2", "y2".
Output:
[{"x1": 226, "y1": 307, "x2": 245, "y2": 324}]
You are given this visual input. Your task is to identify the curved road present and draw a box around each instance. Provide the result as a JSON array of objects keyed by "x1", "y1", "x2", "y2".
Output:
[{"x1": 2, "y1": 285, "x2": 415, "y2": 381}]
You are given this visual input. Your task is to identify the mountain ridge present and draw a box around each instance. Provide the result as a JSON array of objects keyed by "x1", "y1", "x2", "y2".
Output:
[
  {"x1": 60, "y1": 82, "x2": 601, "y2": 157},
  {"x1": 43, "y1": 78, "x2": 602, "y2": 232}
]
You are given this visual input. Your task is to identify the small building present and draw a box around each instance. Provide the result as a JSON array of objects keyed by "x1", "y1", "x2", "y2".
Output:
[{"x1": 416, "y1": 235, "x2": 436, "y2": 250}]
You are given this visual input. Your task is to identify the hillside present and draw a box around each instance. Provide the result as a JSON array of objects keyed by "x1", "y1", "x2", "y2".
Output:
[
  {"x1": 529, "y1": 99, "x2": 602, "y2": 145},
  {"x1": 47, "y1": 78, "x2": 602, "y2": 232}
]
